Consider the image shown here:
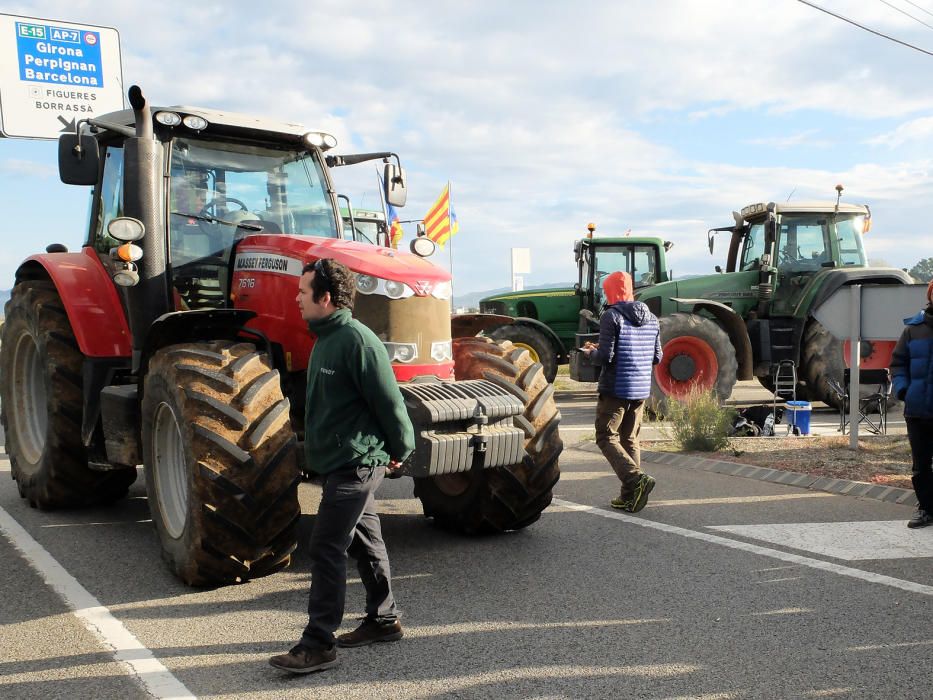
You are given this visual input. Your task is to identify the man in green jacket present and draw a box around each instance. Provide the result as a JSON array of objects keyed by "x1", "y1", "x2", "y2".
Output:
[{"x1": 270, "y1": 258, "x2": 415, "y2": 674}]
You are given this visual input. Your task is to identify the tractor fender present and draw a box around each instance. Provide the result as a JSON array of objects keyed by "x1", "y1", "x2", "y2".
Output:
[
  {"x1": 450, "y1": 312, "x2": 516, "y2": 339},
  {"x1": 15, "y1": 248, "x2": 131, "y2": 358},
  {"x1": 670, "y1": 297, "x2": 754, "y2": 380},
  {"x1": 806, "y1": 268, "x2": 913, "y2": 317}
]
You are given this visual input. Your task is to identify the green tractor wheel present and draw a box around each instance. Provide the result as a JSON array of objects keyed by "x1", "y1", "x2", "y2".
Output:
[
  {"x1": 489, "y1": 325, "x2": 558, "y2": 383},
  {"x1": 650, "y1": 312, "x2": 738, "y2": 410}
]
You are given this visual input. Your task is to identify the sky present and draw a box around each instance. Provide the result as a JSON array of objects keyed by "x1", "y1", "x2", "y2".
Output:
[{"x1": 3, "y1": 0, "x2": 933, "y2": 297}]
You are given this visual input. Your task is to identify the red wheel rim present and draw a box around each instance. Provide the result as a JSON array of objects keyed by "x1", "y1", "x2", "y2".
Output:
[
  {"x1": 655, "y1": 336, "x2": 720, "y2": 399},
  {"x1": 843, "y1": 339, "x2": 895, "y2": 370}
]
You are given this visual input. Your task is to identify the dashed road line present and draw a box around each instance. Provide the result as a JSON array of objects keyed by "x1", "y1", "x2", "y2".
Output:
[
  {"x1": 0, "y1": 504, "x2": 196, "y2": 700},
  {"x1": 552, "y1": 498, "x2": 933, "y2": 597}
]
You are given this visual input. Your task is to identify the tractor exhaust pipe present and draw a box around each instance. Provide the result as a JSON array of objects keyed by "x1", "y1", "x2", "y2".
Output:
[{"x1": 123, "y1": 85, "x2": 170, "y2": 370}]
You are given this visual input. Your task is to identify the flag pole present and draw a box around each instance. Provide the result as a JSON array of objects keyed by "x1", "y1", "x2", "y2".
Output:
[{"x1": 446, "y1": 180, "x2": 454, "y2": 297}]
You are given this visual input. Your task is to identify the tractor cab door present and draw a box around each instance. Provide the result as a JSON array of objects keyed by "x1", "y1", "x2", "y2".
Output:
[
  {"x1": 770, "y1": 215, "x2": 832, "y2": 316},
  {"x1": 88, "y1": 141, "x2": 128, "y2": 263},
  {"x1": 584, "y1": 242, "x2": 663, "y2": 311}
]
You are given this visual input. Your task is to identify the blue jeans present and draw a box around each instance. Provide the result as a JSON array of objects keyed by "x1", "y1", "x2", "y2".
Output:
[{"x1": 301, "y1": 464, "x2": 397, "y2": 649}]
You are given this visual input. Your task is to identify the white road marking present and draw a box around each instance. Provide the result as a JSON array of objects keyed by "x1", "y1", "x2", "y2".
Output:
[
  {"x1": 707, "y1": 521, "x2": 933, "y2": 560},
  {"x1": 552, "y1": 499, "x2": 933, "y2": 597},
  {"x1": 0, "y1": 504, "x2": 196, "y2": 700}
]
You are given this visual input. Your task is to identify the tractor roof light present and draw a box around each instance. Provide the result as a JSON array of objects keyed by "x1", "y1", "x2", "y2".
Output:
[
  {"x1": 183, "y1": 115, "x2": 209, "y2": 131},
  {"x1": 107, "y1": 217, "x2": 145, "y2": 242},
  {"x1": 303, "y1": 131, "x2": 338, "y2": 151},
  {"x1": 155, "y1": 111, "x2": 182, "y2": 126}
]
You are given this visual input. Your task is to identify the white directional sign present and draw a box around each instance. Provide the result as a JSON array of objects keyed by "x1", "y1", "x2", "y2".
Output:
[
  {"x1": 0, "y1": 13, "x2": 123, "y2": 140},
  {"x1": 812, "y1": 283, "x2": 927, "y2": 340}
]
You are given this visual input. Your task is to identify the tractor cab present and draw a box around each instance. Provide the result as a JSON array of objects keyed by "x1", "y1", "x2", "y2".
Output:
[{"x1": 574, "y1": 233, "x2": 672, "y2": 312}]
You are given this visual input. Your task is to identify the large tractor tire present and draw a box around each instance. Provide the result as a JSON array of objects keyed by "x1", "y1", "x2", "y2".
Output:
[
  {"x1": 650, "y1": 312, "x2": 738, "y2": 411},
  {"x1": 141, "y1": 341, "x2": 301, "y2": 586},
  {"x1": 413, "y1": 337, "x2": 562, "y2": 534},
  {"x1": 0, "y1": 280, "x2": 136, "y2": 509},
  {"x1": 489, "y1": 325, "x2": 558, "y2": 383},
  {"x1": 801, "y1": 319, "x2": 867, "y2": 409}
]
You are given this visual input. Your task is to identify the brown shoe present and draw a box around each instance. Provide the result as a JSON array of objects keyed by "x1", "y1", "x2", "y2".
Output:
[
  {"x1": 269, "y1": 644, "x2": 337, "y2": 674},
  {"x1": 337, "y1": 618, "x2": 403, "y2": 647}
]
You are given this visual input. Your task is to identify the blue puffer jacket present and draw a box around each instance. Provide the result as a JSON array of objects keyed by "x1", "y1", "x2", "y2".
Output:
[
  {"x1": 591, "y1": 301, "x2": 662, "y2": 400},
  {"x1": 891, "y1": 307, "x2": 933, "y2": 418}
]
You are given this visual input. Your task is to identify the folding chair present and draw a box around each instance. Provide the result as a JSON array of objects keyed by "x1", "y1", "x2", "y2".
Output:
[{"x1": 827, "y1": 368, "x2": 892, "y2": 435}]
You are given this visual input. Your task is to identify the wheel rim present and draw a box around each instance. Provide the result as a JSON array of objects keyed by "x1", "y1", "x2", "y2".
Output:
[
  {"x1": 843, "y1": 339, "x2": 896, "y2": 370},
  {"x1": 153, "y1": 401, "x2": 189, "y2": 540},
  {"x1": 655, "y1": 336, "x2": 720, "y2": 400},
  {"x1": 511, "y1": 342, "x2": 540, "y2": 363},
  {"x1": 431, "y1": 472, "x2": 472, "y2": 497},
  {"x1": 11, "y1": 332, "x2": 48, "y2": 466}
]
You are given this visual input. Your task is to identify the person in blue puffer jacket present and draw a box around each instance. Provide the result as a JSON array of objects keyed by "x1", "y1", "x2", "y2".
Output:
[
  {"x1": 890, "y1": 279, "x2": 933, "y2": 529},
  {"x1": 584, "y1": 271, "x2": 662, "y2": 512}
]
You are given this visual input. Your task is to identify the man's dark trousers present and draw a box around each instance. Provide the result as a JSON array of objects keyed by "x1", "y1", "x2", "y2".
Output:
[
  {"x1": 301, "y1": 464, "x2": 397, "y2": 649},
  {"x1": 906, "y1": 417, "x2": 933, "y2": 513}
]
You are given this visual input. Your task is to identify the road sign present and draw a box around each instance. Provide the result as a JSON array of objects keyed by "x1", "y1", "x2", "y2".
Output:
[
  {"x1": 0, "y1": 13, "x2": 123, "y2": 140},
  {"x1": 812, "y1": 283, "x2": 927, "y2": 341}
]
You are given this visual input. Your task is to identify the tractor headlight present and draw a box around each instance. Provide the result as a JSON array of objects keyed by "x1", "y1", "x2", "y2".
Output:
[
  {"x1": 384, "y1": 342, "x2": 418, "y2": 363},
  {"x1": 355, "y1": 274, "x2": 415, "y2": 299},
  {"x1": 431, "y1": 340, "x2": 453, "y2": 362},
  {"x1": 384, "y1": 280, "x2": 406, "y2": 299},
  {"x1": 155, "y1": 111, "x2": 181, "y2": 126},
  {"x1": 356, "y1": 275, "x2": 379, "y2": 294},
  {"x1": 432, "y1": 281, "x2": 452, "y2": 300},
  {"x1": 183, "y1": 115, "x2": 209, "y2": 131}
]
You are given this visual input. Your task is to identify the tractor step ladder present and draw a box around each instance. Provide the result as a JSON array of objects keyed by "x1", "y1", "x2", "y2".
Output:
[{"x1": 772, "y1": 360, "x2": 797, "y2": 435}]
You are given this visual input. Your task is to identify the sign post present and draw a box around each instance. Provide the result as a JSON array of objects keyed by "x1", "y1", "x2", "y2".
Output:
[
  {"x1": 0, "y1": 13, "x2": 123, "y2": 140},
  {"x1": 511, "y1": 247, "x2": 530, "y2": 292}
]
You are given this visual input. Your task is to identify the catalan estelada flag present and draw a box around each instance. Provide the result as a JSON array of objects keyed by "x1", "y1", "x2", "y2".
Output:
[
  {"x1": 386, "y1": 201, "x2": 403, "y2": 249},
  {"x1": 424, "y1": 183, "x2": 457, "y2": 249}
]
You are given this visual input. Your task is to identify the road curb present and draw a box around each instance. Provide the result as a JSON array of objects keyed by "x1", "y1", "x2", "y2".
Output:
[{"x1": 572, "y1": 441, "x2": 918, "y2": 507}]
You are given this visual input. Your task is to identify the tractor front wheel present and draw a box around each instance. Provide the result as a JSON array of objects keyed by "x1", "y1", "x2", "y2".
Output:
[
  {"x1": 141, "y1": 341, "x2": 301, "y2": 586},
  {"x1": 413, "y1": 337, "x2": 562, "y2": 533},
  {"x1": 650, "y1": 313, "x2": 738, "y2": 411},
  {"x1": 489, "y1": 325, "x2": 558, "y2": 383},
  {"x1": 0, "y1": 280, "x2": 136, "y2": 508}
]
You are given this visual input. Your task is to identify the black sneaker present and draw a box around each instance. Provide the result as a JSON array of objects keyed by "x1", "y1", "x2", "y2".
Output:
[
  {"x1": 612, "y1": 474, "x2": 656, "y2": 513},
  {"x1": 908, "y1": 509, "x2": 933, "y2": 529},
  {"x1": 269, "y1": 644, "x2": 337, "y2": 674},
  {"x1": 337, "y1": 618, "x2": 403, "y2": 647}
]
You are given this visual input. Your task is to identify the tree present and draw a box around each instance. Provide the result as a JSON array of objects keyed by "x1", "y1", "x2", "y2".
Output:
[{"x1": 909, "y1": 257, "x2": 933, "y2": 282}]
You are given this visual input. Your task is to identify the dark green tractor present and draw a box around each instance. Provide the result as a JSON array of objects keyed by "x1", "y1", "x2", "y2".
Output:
[
  {"x1": 479, "y1": 225, "x2": 673, "y2": 381},
  {"x1": 636, "y1": 197, "x2": 911, "y2": 409}
]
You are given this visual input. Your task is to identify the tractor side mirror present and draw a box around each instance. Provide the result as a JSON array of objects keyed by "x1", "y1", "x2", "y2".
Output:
[
  {"x1": 58, "y1": 133, "x2": 99, "y2": 185},
  {"x1": 384, "y1": 163, "x2": 407, "y2": 207}
]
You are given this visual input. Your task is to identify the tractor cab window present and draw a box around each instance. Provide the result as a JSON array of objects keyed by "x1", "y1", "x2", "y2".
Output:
[
  {"x1": 168, "y1": 137, "x2": 336, "y2": 309},
  {"x1": 777, "y1": 215, "x2": 829, "y2": 271},
  {"x1": 93, "y1": 145, "x2": 125, "y2": 254},
  {"x1": 342, "y1": 216, "x2": 384, "y2": 245},
  {"x1": 741, "y1": 223, "x2": 766, "y2": 271},
  {"x1": 835, "y1": 215, "x2": 869, "y2": 267},
  {"x1": 591, "y1": 244, "x2": 659, "y2": 306}
]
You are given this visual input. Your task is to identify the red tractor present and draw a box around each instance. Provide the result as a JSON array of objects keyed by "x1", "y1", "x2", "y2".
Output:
[{"x1": 0, "y1": 86, "x2": 562, "y2": 586}]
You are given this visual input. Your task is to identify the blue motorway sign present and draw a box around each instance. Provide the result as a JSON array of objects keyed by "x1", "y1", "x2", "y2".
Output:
[{"x1": 15, "y1": 20, "x2": 104, "y2": 88}]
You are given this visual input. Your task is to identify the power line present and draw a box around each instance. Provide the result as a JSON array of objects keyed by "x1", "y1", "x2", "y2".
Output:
[
  {"x1": 797, "y1": 0, "x2": 933, "y2": 57},
  {"x1": 903, "y1": 0, "x2": 933, "y2": 21},
  {"x1": 877, "y1": 0, "x2": 933, "y2": 32}
]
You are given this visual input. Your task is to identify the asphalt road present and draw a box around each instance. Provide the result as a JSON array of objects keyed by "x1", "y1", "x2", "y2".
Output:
[{"x1": 1, "y1": 388, "x2": 931, "y2": 699}]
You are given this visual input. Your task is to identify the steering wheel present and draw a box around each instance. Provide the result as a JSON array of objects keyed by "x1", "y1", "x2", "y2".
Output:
[{"x1": 201, "y1": 196, "x2": 249, "y2": 215}]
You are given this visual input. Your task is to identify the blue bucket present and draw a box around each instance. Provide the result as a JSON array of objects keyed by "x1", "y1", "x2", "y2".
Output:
[{"x1": 785, "y1": 400, "x2": 812, "y2": 435}]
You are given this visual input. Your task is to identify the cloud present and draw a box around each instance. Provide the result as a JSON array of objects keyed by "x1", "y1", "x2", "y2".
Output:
[
  {"x1": 0, "y1": 158, "x2": 57, "y2": 178},
  {"x1": 867, "y1": 117, "x2": 933, "y2": 148}
]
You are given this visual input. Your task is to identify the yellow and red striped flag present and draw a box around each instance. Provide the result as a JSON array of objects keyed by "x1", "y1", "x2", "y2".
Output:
[{"x1": 424, "y1": 183, "x2": 458, "y2": 249}]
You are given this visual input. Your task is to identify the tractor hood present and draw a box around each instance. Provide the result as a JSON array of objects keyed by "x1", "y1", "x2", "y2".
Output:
[
  {"x1": 481, "y1": 287, "x2": 576, "y2": 303},
  {"x1": 235, "y1": 234, "x2": 450, "y2": 286}
]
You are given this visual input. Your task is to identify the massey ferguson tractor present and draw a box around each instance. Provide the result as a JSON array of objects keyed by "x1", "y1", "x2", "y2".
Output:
[
  {"x1": 0, "y1": 86, "x2": 561, "y2": 586},
  {"x1": 633, "y1": 196, "x2": 911, "y2": 409}
]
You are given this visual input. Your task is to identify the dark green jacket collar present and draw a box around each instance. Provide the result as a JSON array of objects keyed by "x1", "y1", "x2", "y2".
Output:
[{"x1": 307, "y1": 307, "x2": 352, "y2": 337}]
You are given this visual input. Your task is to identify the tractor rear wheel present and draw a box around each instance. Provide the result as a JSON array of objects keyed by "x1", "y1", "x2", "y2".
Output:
[
  {"x1": 413, "y1": 337, "x2": 562, "y2": 533},
  {"x1": 801, "y1": 320, "x2": 847, "y2": 408},
  {"x1": 0, "y1": 280, "x2": 136, "y2": 508},
  {"x1": 489, "y1": 325, "x2": 558, "y2": 382},
  {"x1": 650, "y1": 312, "x2": 738, "y2": 411},
  {"x1": 141, "y1": 341, "x2": 301, "y2": 586}
]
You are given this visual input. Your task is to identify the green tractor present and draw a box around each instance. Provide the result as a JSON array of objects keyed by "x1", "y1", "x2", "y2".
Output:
[
  {"x1": 479, "y1": 225, "x2": 673, "y2": 381},
  {"x1": 635, "y1": 196, "x2": 912, "y2": 409}
]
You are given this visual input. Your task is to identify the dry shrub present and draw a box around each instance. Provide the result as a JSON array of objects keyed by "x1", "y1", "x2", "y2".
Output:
[{"x1": 662, "y1": 385, "x2": 735, "y2": 452}]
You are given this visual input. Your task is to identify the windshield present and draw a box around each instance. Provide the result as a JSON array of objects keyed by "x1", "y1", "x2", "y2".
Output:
[
  {"x1": 741, "y1": 223, "x2": 766, "y2": 271},
  {"x1": 591, "y1": 244, "x2": 659, "y2": 306},
  {"x1": 776, "y1": 212, "x2": 867, "y2": 271},
  {"x1": 169, "y1": 137, "x2": 337, "y2": 267}
]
